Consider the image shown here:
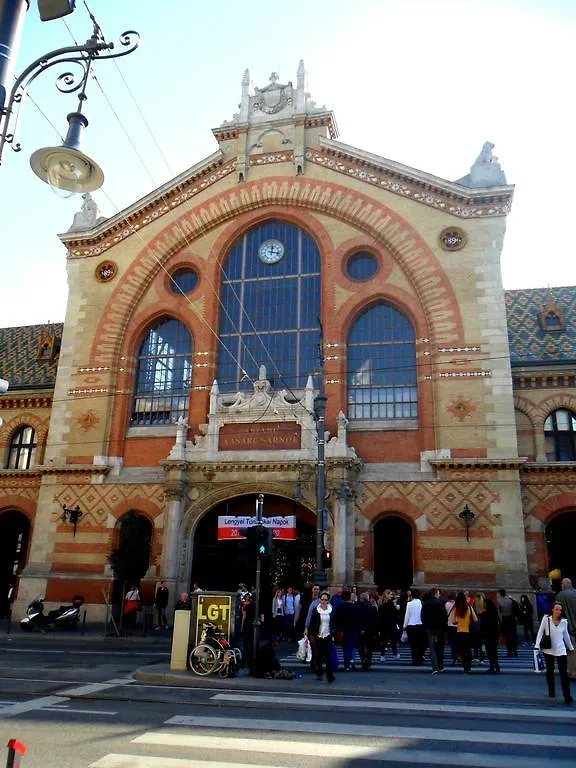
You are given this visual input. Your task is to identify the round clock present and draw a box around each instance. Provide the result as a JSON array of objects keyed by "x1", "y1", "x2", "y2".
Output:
[{"x1": 258, "y1": 239, "x2": 284, "y2": 264}]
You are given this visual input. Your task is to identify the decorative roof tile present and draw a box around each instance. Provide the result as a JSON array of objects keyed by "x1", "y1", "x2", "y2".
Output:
[
  {"x1": 505, "y1": 287, "x2": 576, "y2": 365},
  {"x1": 0, "y1": 324, "x2": 63, "y2": 390}
]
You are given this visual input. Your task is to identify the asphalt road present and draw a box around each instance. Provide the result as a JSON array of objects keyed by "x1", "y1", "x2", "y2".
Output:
[{"x1": 0, "y1": 638, "x2": 575, "y2": 768}]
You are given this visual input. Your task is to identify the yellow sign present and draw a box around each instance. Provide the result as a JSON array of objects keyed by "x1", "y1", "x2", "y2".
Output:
[{"x1": 194, "y1": 594, "x2": 233, "y2": 646}]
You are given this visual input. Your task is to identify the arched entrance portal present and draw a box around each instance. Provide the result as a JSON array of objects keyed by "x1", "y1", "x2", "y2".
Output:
[
  {"x1": 0, "y1": 510, "x2": 30, "y2": 617},
  {"x1": 373, "y1": 515, "x2": 414, "y2": 590},
  {"x1": 191, "y1": 495, "x2": 315, "y2": 592},
  {"x1": 546, "y1": 511, "x2": 576, "y2": 586}
]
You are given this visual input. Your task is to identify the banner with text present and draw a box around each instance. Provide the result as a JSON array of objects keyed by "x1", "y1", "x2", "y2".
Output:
[{"x1": 218, "y1": 515, "x2": 297, "y2": 541}]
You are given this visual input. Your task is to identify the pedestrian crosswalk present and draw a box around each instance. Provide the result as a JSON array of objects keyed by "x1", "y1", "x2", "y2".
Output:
[
  {"x1": 88, "y1": 692, "x2": 576, "y2": 768},
  {"x1": 282, "y1": 642, "x2": 536, "y2": 671}
]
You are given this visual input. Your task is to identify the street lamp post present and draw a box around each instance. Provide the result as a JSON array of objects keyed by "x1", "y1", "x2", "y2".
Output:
[
  {"x1": 0, "y1": 1, "x2": 139, "y2": 192},
  {"x1": 313, "y1": 338, "x2": 328, "y2": 587}
]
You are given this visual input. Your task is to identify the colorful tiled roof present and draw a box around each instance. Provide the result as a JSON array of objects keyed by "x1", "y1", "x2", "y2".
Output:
[
  {"x1": 505, "y1": 287, "x2": 576, "y2": 365},
  {"x1": 0, "y1": 324, "x2": 63, "y2": 390}
]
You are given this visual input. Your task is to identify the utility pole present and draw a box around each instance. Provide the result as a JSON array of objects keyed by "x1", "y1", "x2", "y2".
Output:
[
  {"x1": 252, "y1": 492, "x2": 264, "y2": 654},
  {"x1": 314, "y1": 322, "x2": 327, "y2": 587}
]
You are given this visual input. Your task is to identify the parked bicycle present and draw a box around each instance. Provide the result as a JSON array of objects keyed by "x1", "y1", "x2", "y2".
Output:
[{"x1": 188, "y1": 622, "x2": 242, "y2": 677}]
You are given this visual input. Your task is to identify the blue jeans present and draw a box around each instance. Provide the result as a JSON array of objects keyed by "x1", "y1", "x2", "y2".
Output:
[{"x1": 343, "y1": 641, "x2": 357, "y2": 668}]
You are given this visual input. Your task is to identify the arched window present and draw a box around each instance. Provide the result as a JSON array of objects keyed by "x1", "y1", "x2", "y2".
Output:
[
  {"x1": 216, "y1": 220, "x2": 321, "y2": 391},
  {"x1": 347, "y1": 303, "x2": 418, "y2": 420},
  {"x1": 544, "y1": 409, "x2": 576, "y2": 461},
  {"x1": 131, "y1": 318, "x2": 193, "y2": 426},
  {"x1": 7, "y1": 426, "x2": 37, "y2": 469}
]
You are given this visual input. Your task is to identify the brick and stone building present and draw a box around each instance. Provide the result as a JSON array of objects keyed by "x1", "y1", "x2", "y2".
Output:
[{"x1": 1, "y1": 64, "x2": 575, "y2": 619}]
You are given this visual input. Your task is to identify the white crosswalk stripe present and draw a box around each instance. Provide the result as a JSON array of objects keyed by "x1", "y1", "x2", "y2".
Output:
[
  {"x1": 210, "y1": 691, "x2": 576, "y2": 721},
  {"x1": 88, "y1": 700, "x2": 576, "y2": 768}
]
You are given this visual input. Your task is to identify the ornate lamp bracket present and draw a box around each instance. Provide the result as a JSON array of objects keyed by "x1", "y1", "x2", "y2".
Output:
[{"x1": 0, "y1": 19, "x2": 140, "y2": 165}]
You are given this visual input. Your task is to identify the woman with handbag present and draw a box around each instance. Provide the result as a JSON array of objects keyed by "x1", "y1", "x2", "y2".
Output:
[
  {"x1": 449, "y1": 591, "x2": 478, "y2": 673},
  {"x1": 308, "y1": 591, "x2": 335, "y2": 682},
  {"x1": 535, "y1": 602, "x2": 574, "y2": 704},
  {"x1": 123, "y1": 584, "x2": 141, "y2": 633}
]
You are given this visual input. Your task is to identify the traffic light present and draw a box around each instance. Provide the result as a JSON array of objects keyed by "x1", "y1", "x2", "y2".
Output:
[
  {"x1": 255, "y1": 525, "x2": 274, "y2": 559},
  {"x1": 322, "y1": 549, "x2": 332, "y2": 569},
  {"x1": 239, "y1": 525, "x2": 274, "y2": 559}
]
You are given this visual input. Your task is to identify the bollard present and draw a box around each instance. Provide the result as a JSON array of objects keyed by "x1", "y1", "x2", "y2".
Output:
[
  {"x1": 80, "y1": 609, "x2": 87, "y2": 636},
  {"x1": 6, "y1": 739, "x2": 26, "y2": 768}
]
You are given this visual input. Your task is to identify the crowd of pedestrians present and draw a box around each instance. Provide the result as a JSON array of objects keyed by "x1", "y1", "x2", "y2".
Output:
[{"x1": 282, "y1": 579, "x2": 576, "y2": 701}]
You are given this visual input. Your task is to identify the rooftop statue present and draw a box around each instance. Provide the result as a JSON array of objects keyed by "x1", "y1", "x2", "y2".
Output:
[
  {"x1": 67, "y1": 193, "x2": 106, "y2": 233},
  {"x1": 456, "y1": 141, "x2": 507, "y2": 188}
]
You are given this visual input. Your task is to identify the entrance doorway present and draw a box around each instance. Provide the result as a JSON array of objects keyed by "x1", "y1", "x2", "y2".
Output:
[
  {"x1": 109, "y1": 512, "x2": 153, "y2": 604},
  {"x1": 546, "y1": 511, "x2": 576, "y2": 586},
  {"x1": 0, "y1": 510, "x2": 30, "y2": 617},
  {"x1": 373, "y1": 515, "x2": 413, "y2": 590},
  {"x1": 191, "y1": 495, "x2": 316, "y2": 593}
]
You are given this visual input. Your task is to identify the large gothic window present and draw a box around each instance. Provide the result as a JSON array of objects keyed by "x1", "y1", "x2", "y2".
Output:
[
  {"x1": 7, "y1": 426, "x2": 37, "y2": 469},
  {"x1": 217, "y1": 220, "x2": 321, "y2": 391},
  {"x1": 347, "y1": 303, "x2": 418, "y2": 420},
  {"x1": 544, "y1": 408, "x2": 576, "y2": 461},
  {"x1": 131, "y1": 318, "x2": 193, "y2": 426}
]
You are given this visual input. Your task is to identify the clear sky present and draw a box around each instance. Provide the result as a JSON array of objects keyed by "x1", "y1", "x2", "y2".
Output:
[{"x1": 1, "y1": 0, "x2": 575, "y2": 328}]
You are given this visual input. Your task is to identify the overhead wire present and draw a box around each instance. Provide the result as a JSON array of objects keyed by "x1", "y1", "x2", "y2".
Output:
[{"x1": 16, "y1": 10, "x2": 550, "y2": 450}]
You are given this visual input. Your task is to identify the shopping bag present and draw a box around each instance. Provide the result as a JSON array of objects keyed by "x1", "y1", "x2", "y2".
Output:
[
  {"x1": 296, "y1": 637, "x2": 308, "y2": 662},
  {"x1": 532, "y1": 649, "x2": 545, "y2": 673},
  {"x1": 306, "y1": 639, "x2": 312, "y2": 663}
]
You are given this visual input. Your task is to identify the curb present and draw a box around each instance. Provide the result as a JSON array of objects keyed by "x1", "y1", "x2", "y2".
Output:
[{"x1": 132, "y1": 664, "x2": 550, "y2": 704}]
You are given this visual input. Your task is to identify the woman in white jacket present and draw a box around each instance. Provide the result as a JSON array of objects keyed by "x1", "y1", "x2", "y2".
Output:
[{"x1": 535, "y1": 602, "x2": 574, "y2": 704}]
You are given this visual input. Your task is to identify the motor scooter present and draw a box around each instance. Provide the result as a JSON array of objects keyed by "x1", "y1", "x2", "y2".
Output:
[{"x1": 20, "y1": 595, "x2": 85, "y2": 632}]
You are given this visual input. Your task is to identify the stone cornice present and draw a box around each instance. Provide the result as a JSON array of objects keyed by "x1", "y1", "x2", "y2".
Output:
[
  {"x1": 0, "y1": 396, "x2": 52, "y2": 409},
  {"x1": 59, "y1": 151, "x2": 230, "y2": 254},
  {"x1": 310, "y1": 137, "x2": 514, "y2": 218},
  {"x1": 429, "y1": 458, "x2": 527, "y2": 471},
  {"x1": 162, "y1": 458, "x2": 362, "y2": 474},
  {"x1": 28, "y1": 464, "x2": 111, "y2": 476},
  {"x1": 521, "y1": 462, "x2": 576, "y2": 474}
]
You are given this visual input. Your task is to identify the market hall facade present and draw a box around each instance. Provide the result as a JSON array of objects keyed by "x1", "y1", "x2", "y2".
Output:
[{"x1": 0, "y1": 64, "x2": 575, "y2": 619}]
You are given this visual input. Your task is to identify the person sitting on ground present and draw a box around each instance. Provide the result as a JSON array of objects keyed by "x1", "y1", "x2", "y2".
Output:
[{"x1": 250, "y1": 639, "x2": 293, "y2": 679}]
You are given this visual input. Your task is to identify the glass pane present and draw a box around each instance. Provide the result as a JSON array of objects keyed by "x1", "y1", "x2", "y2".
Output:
[
  {"x1": 132, "y1": 318, "x2": 193, "y2": 426},
  {"x1": 347, "y1": 303, "x2": 418, "y2": 421},
  {"x1": 217, "y1": 221, "x2": 321, "y2": 391},
  {"x1": 170, "y1": 269, "x2": 198, "y2": 294},
  {"x1": 346, "y1": 252, "x2": 378, "y2": 281},
  {"x1": 556, "y1": 409, "x2": 571, "y2": 430}
]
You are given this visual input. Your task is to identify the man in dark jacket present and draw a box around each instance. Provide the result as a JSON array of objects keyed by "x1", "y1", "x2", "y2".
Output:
[
  {"x1": 357, "y1": 592, "x2": 379, "y2": 670},
  {"x1": 421, "y1": 588, "x2": 447, "y2": 674},
  {"x1": 154, "y1": 581, "x2": 169, "y2": 629}
]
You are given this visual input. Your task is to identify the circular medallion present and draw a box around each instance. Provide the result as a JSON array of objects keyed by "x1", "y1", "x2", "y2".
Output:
[
  {"x1": 439, "y1": 228, "x2": 467, "y2": 251},
  {"x1": 258, "y1": 239, "x2": 285, "y2": 265},
  {"x1": 95, "y1": 261, "x2": 117, "y2": 282}
]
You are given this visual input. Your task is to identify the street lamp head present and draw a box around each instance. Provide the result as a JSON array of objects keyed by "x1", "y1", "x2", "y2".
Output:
[
  {"x1": 30, "y1": 112, "x2": 104, "y2": 195},
  {"x1": 38, "y1": 0, "x2": 76, "y2": 22}
]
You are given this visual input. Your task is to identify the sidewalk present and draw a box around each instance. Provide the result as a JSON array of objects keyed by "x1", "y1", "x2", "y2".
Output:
[{"x1": 0, "y1": 616, "x2": 173, "y2": 645}]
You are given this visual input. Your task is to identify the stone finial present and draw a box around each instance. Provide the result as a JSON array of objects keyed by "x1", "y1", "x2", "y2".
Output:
[
  {"x1": 258, "y1": 364, "x2": 267, "y2": 381},
  {"x1": 242, "y1": 68, "x2": 250, "y2": 87},
  {"x1": 67, "y1": 192, "x2": 105, "y2": 233},
  {"x1": 297, "y1": 59, "x2": 305, "y2": 89},
  {"x1": 456, "y1": 141, "x2": 507, "y2": 188}
]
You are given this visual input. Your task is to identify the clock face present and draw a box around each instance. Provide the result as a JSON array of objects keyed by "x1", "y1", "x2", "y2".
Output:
[{"x1": 258, "y1": 239, "x2": 285, "y2": 264}]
